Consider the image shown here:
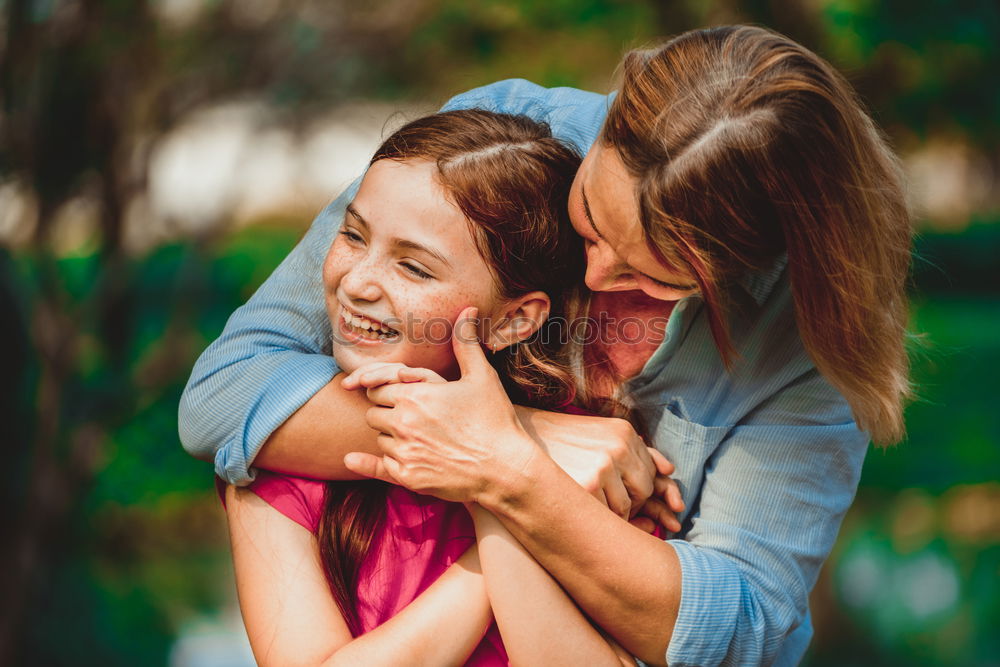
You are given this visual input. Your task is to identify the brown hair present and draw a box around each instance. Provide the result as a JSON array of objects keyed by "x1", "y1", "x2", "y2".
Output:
[
  {"x1": 602, "y1": 25, "x2": 912, "y2": 444},
  {"x1": 318, "y1": 108, "x2": 583, "y2": 636}
]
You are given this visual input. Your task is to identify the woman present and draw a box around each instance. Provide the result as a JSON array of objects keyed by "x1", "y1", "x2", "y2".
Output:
[
  {"x1": 182, "y1": 25, "x2": 911, "y2": 666},
  {"x1": 224, "y1": 109, "x2": 671, "y2": 665}
]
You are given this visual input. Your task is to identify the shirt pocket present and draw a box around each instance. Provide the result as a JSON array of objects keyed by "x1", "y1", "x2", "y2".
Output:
[{"x1": 649, "y1": 402, "x2": 732, "y2": 527}]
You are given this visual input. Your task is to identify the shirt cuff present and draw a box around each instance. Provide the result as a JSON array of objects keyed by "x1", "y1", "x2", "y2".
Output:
[
  {"x1": 666, "y1": 539, "x2": 766, "y2": 667},
  {"x1": 213, "y1": 352, "x2": 337, "y2": 485}
]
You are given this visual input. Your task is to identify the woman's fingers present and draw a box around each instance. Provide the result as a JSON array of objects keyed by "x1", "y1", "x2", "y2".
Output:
[
  {"x1": 344, "y1": 363, "x2": 447, "y2": 392},
  {"x1": 365, "y1": 383, "x2": 406, "y2": 408},
  {"x1": 647, "y1": 447, "x2": 675, "y2": 476},
  {"x1": 360, "y1": 365, "x2": 405, "y2": 388},
  {"x1": 637, "y1": 497, "x2": 681, "y2": 534},
  {"x1": 629, "y1": 516, "x2": 657, "y2": 534},
  {"x1": 365, "y1": 405, "x2": 398, "y2": 435},
  {"x1": 342, "y1": 362, "x2": 399, "y2": 390},
  {"x1": 653, "y1": 475, "x2": 685, "y2": 513},
  {"x1": 610, "y1": 425, "x2": 656, "y2": 514},
  {"x1": 600, "y1": 471, "x2": 632, "y2": 520},
  {"x1": 357, "y1": 363, "x2": 446, "y2": 388},
  {"x1": 397, "y1": 366, "x2": 447, "y2": 383},
  {"x1": 342, "y1": 450, "x2": 402, "y2": 485}
]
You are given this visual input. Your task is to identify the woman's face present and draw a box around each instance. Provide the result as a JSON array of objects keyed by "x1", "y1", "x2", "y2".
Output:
[
  {"x1": 567, "y1": 142, "x2": 699, "y2": 302},
  {"x1": 322, "y1": 158, "x2": 504, "y2": 379}
]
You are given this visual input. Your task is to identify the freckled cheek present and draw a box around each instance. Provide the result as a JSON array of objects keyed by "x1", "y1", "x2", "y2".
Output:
[
  {"x1": 401, "y1": 297, "x2": 458, "y2": 344},
  {"x1": 400, "y1": 289, "x2": 484, "y2": 346},
  {"x1": 321, "y1": 259, "x2": 342, "y2": 322},
  {"x1": 322, "y1": 245, "x2": 348, "y2": 290}
]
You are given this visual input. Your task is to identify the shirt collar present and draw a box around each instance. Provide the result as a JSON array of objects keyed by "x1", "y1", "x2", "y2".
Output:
[{"x1": 737, "y1": 253, "x2": 788, "y2": 306}]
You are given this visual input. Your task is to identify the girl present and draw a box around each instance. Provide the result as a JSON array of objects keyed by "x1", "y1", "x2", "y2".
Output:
[{"x1": 224, "y1": 109, "x2": 671, "y2": 666}]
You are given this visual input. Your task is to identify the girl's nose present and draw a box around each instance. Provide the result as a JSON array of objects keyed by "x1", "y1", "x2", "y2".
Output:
[{"x1": 339, "y1": 261, "x2": 383, "y2": 303}]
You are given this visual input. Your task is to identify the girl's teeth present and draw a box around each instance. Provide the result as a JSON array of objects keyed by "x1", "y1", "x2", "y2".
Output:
[{"x1": 342, "y1": 309, "x2": 396, "y2": 338}]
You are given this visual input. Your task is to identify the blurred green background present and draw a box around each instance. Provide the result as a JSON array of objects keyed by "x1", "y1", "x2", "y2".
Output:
[{"x1": 2, "y1": 1, "x2": 998, "y2": 665}]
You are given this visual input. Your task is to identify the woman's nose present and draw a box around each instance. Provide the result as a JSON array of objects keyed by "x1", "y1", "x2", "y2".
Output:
[{"x1": 584, "y1": 243, "x2": 637, "y2": 292}]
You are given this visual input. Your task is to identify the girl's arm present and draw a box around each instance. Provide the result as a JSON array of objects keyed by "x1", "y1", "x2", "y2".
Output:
[
  {"x1": 225, "y1": 484, "x2": 492, "y2": 667},
  {"x1": 470, "y1": 504, "x2": 636, "y2": 667}
]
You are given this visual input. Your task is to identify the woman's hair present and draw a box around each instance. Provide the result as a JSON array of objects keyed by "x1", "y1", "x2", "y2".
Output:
[
  {"x1": 319, "y1": 108, "x2": 584, "y2": 636},
  {"x1": 602, "y1": 25, "x2": 912, "y2": 445}
]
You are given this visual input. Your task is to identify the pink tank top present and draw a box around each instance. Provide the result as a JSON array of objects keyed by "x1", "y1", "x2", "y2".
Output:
[{"x1": 243, "y1": 471, "x2": 508, "y2": 665}]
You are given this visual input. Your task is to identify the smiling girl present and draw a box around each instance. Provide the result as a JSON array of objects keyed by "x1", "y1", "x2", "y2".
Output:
[{"x1": 223, "y1": 109, "x2": 664, "y2": 666}]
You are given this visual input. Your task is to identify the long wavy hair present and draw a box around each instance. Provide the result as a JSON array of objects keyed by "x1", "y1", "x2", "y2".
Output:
[
  {"x1": 602, "y1": 25, "x2": 912, "y2": 444},
  {"x1": 318, "y1": 108, "x2": 584, "y2": 636}
]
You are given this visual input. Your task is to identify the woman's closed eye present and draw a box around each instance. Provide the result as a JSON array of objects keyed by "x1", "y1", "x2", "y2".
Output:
[
  {"x1": 637, "y1": 274, "x2": 700, "y2": 300},
  {"x1": 648, "y1": 276, "x2": 696, "y2": 292}
]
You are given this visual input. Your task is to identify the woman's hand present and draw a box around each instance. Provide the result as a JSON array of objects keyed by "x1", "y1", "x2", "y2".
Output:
[
  {"x1": 629, "y1": 473, "x2": 685, "y2": 535},
  {"x1": 342, "y1": 362, "x2": 447, "y2": 389},
  {"x1": 342, "y1": 308, "x2": 684, "y2": 524},
  {"x1": 515, "y1": 407, "x2": 674, "y2": 519},
  {"x1": 343, "y1": 308, "x2": 542, "y2": 505}
]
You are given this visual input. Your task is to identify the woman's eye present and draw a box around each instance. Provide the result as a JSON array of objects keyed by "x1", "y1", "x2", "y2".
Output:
[
  {"x1": 650, "y1": 278, "x2": 680, "y2": 290},
  {"x1": 401, "y1": 263, "x2": 432, "y2": 280},
  {"x1": 640, "y1": 273, "x2": 697, "y2": 296}
]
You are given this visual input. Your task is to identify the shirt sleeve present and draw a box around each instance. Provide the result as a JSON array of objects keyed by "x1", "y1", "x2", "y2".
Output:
[
  {"x1": 178, "y1": 189, "x2": 352, "y2": 484},
  {"x1": 661, "y1": 370, "x2": 869, "y2": 667},
  {"x1": 178, "y1": 78, "x2": 604, "y2": 484}
]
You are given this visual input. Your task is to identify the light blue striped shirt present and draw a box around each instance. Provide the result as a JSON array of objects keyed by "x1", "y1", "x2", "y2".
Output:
[{"x1": 179, "y1": 79, "x2": 870, "y2": 666}]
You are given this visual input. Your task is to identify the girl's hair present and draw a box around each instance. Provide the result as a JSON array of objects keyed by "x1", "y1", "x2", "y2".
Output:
[
  {"x1": 602, "y1": 25, "x2": 912, "y2": 445},
  {"x1": 318, "y1": 108, "x2": 584, "y2": 636}
]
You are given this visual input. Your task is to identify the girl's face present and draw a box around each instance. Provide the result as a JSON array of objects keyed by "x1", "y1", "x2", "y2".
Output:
[{"x1": 322, "y1": 158, "x2": 505, "y2": 379}]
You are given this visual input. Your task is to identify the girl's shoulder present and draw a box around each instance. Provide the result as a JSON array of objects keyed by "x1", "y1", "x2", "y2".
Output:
[
  {"x1": 240, "y1": 474, "x2": 477, "y2": 544},
  {"x1": 245, "y1": 471, "x2": 328, "y2": 534}
]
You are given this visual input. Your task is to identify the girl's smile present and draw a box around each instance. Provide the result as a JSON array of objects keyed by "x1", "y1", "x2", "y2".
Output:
[{"x1": 323, "y1": 158, "x2": 504, "y2": 378}]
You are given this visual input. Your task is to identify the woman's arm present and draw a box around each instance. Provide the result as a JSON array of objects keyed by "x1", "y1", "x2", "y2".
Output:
[
  {"x1": 225, "y1": 484, "x2": 492, "y2": 667},
  {"x1": 350, "y1": 413, "x2": 681, "y2": 666},
  {"x1": 470, "y1": 504, "x2": 636, "y2": 667},
  {"x1": 251, "y1": 374, "x2": 381, "y2": 479},
  {"x1": 256, "y1": 366, "x2": 662, "y2": 518},
  {"x1": 474, "y1": 450, "x2": 681, "y2": 666}
]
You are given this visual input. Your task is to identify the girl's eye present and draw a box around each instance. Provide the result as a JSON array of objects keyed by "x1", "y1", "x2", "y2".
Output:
[
  {"x1": 401, "y1": 262, "x2": 432, "y2": 280},
  {"x1": 339, "y1": 229, "x2": 364, "y2": 244}
]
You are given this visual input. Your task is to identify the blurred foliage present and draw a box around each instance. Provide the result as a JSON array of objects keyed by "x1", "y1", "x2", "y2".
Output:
[
  {"x1": 2, "y1": 0, "x2": 998, "y2": 665},
  {"x1": 2, "y1": 222, "x2": 302, "y2": 665}
]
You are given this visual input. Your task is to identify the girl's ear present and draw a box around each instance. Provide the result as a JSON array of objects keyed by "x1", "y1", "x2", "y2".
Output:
[{"x1": 487, "y1": 291, "x2": 551, "y2": 351}]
